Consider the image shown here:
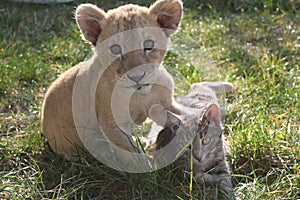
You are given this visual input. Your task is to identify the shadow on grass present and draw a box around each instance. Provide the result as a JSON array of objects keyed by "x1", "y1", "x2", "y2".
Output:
[
  {"x1": 37, "y1": 147, "x2": 176, "y2": 199},
  {"x1": 35, "y1": 146, "x2": 233, "y2": 199}
]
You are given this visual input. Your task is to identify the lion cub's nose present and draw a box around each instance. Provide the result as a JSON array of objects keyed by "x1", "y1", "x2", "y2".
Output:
[{"x1": 127, "y1": 72, "x2": 146, "y2": 83}]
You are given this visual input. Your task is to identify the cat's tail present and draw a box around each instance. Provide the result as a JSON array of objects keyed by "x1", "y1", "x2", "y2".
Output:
[{"x1": 191, "y1": 81, "x2": 234, "y2": 95}]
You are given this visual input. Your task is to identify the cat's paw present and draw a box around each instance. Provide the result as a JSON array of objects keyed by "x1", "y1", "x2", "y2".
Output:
[
  {"x1": 194, "y1": 173, "x2": 232, "y2": 186},
  {"x1": 220, "y1": 178, "x2": 236, "y2": 199},
  {"x1": 194, "y1": 172, "x2": 217, "y2": 184},
  {"x1": 219, "y1": 177, "x2": 234, "y2": 193}
]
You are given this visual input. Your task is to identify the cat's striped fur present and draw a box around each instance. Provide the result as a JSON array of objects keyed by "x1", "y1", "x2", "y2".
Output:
[{"x1": 153, "y1": 82, "x2": 234, "y2": 196}]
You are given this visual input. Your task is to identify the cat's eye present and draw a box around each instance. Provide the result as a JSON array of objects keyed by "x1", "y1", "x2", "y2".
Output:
[
  {"x1": 143, "y1": 39, "x2": 155, "y2": 52},
  {"x1": 202, "y1": 137, "x2": 211, "y2": 145},
  {"x1": 110, "y1": 44, "x2": 122, "y2": 55}
]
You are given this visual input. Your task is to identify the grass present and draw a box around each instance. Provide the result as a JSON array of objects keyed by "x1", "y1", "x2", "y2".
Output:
[{"x1": 0, "y1": 0, "x2": 299, "y2": 199}]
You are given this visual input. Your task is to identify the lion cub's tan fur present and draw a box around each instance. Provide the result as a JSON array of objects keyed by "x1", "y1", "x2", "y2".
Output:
[{"x1": 42, "y1": 0, "x2": 183, "y2": 159}]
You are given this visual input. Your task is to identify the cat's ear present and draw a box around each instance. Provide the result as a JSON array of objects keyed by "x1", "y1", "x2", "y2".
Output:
[
  {"x1": 75, "y1": 4, "x2": 106, "y2": 46},
  {"x1": 149, "y1": 0, "x2": 183, "y2": 36},
  {"x1": 166, "y1": 111, "x2": 181, "y2": 133},
  {"x1": 202, "y1": 104, "x2": 221, "y2": 123},
  {"x1": 149, "y1": 104, "x2": 181, "y2": 132}
]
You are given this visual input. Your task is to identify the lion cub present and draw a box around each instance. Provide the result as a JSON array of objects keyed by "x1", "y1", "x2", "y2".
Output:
[{"x1": 42, "y1": 0, "x2": 183, "y2": 159}]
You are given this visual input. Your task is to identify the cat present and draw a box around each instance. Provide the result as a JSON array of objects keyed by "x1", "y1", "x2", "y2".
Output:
[{"x1": 150, "y1": 81, "x2": 235, "y2": 196}]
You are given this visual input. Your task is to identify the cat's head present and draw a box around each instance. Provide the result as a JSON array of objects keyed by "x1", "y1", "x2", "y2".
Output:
[
  {"x1": 153, "y1": 104, "x2": 224, "y2": 164},
  {"x1": 191, "y1": 104, "x2": 224, "y2": 165}
]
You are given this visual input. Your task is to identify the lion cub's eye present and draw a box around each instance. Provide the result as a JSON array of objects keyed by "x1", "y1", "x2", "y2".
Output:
[
  {"x1": 202, "y1": 137, "x2": 211, "y2": 145},
  {"x1": 110, "y1": 44, "x2": 122, "y2": 56},
  {"x1": 143, "y1": 39, "x2": 155, "y2": 52}
]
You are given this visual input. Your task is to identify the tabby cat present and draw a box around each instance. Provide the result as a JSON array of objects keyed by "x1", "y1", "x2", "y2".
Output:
[{"x1": 152, "y1": 82, "x2": 234, "y2": 196}]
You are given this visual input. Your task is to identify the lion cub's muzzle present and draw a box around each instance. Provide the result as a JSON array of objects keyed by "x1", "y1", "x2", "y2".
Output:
[
  {"x1": 116, "y1": 64, "x2": 158, "y2": 94},
  {"x1": 127, "y1": 71, "x2": 146, "y2": 83},
  {"x1": 127, "y1": 72, "x2": 150, "y2": 90}
]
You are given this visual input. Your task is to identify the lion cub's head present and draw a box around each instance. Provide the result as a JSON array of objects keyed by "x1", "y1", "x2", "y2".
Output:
[{"x1": 75, "y1": 0, "x2": 183, "y2": 94}]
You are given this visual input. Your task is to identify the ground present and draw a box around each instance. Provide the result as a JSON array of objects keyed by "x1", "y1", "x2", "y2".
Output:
[{"x1": 0, "y1": 0, "x2": 299, "y2": 199}]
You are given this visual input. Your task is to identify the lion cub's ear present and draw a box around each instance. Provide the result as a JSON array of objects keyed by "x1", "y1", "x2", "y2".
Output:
[
  {"x1": 149, "y1": 0, "x2": 183, "y2": 36},
  {"x1": 75, "y1": 4, "x2": 106, "y2": 46}
]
